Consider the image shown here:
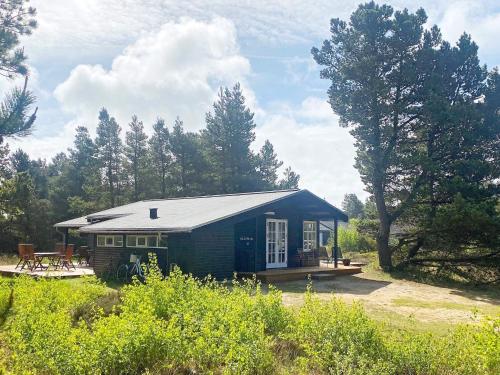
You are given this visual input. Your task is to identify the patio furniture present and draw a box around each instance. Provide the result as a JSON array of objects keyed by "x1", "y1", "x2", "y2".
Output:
[
  {"x1": 27, "y1": 245, "x2": 49, "y2": 271},
  {"x1": 51, "y1": 243, "x2": 66, "y2": 267},
  {"x1": 33, "y1": 252, "x2": 63, "y2": 270},
  {"x1": 55, "y1": 244, "x2": 76, "y2": 271},
  {"x1": 297, "y1": 247, "x2": 319, "y2": 267},
  {"x1": 319, "y1": 246, "x2": 332, "y2": 264},
  {"x1": 16, "y1": 243, "x2": 34, "y2": 270},
  {"x1": 76, "y1": 246, "x2": 90, "y2": 266}
]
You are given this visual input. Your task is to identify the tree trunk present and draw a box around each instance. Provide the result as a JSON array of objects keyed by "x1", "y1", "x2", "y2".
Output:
[
  {"x1": 377, "y1": 218, "x2": 392, "y2": 269},
  {"x1": 373, "y1": 163, "x2": 393, "y2": 269}
]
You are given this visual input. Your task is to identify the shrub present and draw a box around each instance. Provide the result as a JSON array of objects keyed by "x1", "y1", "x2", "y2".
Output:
[
  {"x1": 6, "y1": 276, "x2": 107, "y2": 374},
  {"x1": 0, "y1": 278, "x2": 11, "y2": 321},
  {"x1": 387, "y1": 317, "x2": 500, "y2": 375},
  {"x1": 288, "y1": 286, "x2": 392, "y2": 374},
  {"x1": 1, "y1": 266, "x2": 498, "y2": 375},
  {"x1": 118, "y1": 267, "x2": 283, "y2": 374},
  {"x1": 334, "y1": 219, "x2": 376, "y2": 253}
]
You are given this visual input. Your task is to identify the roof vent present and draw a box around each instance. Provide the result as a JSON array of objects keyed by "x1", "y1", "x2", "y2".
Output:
[{"x1": 150, "y1": 208, "x2": 158, "y2": 219}]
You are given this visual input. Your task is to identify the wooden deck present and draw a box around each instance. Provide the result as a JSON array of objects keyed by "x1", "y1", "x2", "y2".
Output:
[
  {"x1": 238, "y1": 263, "x2": 362, "y2": 283},
  {"x1": 0, "y1": 265, "x2": 95, "y2": 278}
]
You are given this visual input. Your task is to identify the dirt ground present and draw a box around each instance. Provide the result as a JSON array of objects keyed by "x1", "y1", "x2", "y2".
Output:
[{"x1": 276, "y1": 271, "x2": 500, "y2": 332}]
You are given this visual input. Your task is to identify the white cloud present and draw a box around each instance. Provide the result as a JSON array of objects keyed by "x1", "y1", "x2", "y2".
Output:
[
  {"x1": 53, "y1": 17, "x2": 253, "y2": 133},
  {"x1": 255, "y1": 97, "x2": 367, "y2": 206},
  {"x1": 11, "y1": 17, "x2": 254, "y2": 159},
  {"x1": 434, "y1": 1, "x2": 500, "y2": 65}
]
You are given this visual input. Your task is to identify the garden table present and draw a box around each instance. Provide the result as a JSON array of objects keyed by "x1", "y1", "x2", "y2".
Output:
[{"x1": 33, "y1": 252, "x2": 61, "y2": 270}]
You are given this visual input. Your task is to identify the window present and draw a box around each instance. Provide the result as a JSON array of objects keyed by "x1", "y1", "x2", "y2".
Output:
[
  {"x1": 159, "y1": 234, "x2": 168, "y2": 249},
  {"x1": 303, "y1": 221, "x2": 317, "y2": 252},
  {"x1": 126, "y1": 235, "x2": 158, "y2": 248},
  {"x1": 97, "y1": 235, "x2": 123, "y2": 247}
]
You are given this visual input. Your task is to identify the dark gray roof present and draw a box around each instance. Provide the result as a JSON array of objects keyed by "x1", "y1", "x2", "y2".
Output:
[{"x1": 54, "y1": 189, "x2": 347, "y2": 233}]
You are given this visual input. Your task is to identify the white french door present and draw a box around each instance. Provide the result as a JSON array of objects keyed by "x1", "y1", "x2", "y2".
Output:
[{"x1": 266, "y1": 219, "x2": 288, "y2": 269}]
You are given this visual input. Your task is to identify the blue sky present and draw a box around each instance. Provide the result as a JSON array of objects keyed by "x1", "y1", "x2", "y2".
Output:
[{"x1": 4, "y1": 0, "x2": 500, "y2": 205}]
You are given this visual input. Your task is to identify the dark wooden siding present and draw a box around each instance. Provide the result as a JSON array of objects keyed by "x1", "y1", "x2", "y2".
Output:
[
  {"x1": 191, "y1": 223, "x2": 234, "y2": 279},
  {"x1": 166, "y1": 233, "x2": 195, "y2": 274}
]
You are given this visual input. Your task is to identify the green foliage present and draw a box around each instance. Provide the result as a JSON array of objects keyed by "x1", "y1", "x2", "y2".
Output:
[
  {"x1": 125, "y1": 115, "x2": 148, "y2": 201},
  {"x1": 95, "y1": 108, "x2": 123, "y2": 207},
  {"x1": 387, "y1": 317, "x2": 500, "y2": 375},
  {"x1": 203, "y1": 83, "x2": 259, "y2": 193},
  {"x1": 335, "y1": 219, "x2": 376, "y2": 253},
  {"x1": 0, "y1": 267, "x2": 499, "y2": 375},
  {"x1": 313, "y1": 2, "x2": 499, "y2": 268},
  {"x1": 341, "y1": 193, "x2": 364, "y2": 219},
  {"x1": 0, "y1": 87, "x2": 300, "y2": 253},
  {"x1": 256, "y1": 140, "x2": 283, "y2": 190},
  {"x1": 0, "y1": 1, "x2": 38, "y2": 144},
  {"x1": 6, "y1": 276, "x2": 107, "y2": 374},
  {"x1": 289, "y1": 288, "x2": 392, "y2": 374},
  {"x1": 0, "y1": 278, "x2": 11, "y2": 321}
]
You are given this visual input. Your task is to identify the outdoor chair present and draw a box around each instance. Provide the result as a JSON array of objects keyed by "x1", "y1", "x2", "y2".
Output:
[
  {"x1": 25, "y1": 244, "x2": 44, "y2": 271},
  {"x1": 76, "y1": 246, "x2": 90, "y2": 266},
  {"x1": 319, "y1": 246, "x2": 332, "y2": 264},
  {"x1": 16, "y1": 243, "x2": 34, "y2": 270},
  {"x1": 51, "y1": 243, "x2": 66, "y2": 267},
  {"x1": 55, "y1": 244, "x2": 76, "y2": 271}
]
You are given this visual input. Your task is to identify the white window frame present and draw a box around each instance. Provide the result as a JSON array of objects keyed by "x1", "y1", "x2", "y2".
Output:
[
  {"x1": 303, "y1": 221, "x2": 317, "y2": 252},
  {"x1": 126, "y1": 234, "x2": 159, "y2": 248},
  {"x1": 97, "y1": 235, "x2": 123, "y2": 248}
]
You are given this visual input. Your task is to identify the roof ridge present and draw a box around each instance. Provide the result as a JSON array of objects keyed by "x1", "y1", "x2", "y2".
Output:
[{"x1": 140, "y1": 189, "x2": 300, "y2": 202}]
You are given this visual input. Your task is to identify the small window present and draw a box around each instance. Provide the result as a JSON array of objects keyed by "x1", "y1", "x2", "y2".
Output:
[
  {"x1": 126, "y1": 235, "x2": 159, "y2": 248},
  {"x1": 137, "y1": 236, "x2": 146, "y2": 247},
  {"x1": 114, "y1": 235, "x2": 123, "y2": 247},
  {"x1": 97, "y1": 235, "x2": 123, "y2": 247},
  {"x1": 147, "y1": 236, "x2": 157, "y2": 247},
  {"x1": 126, "y1": 235, "x2": 137, "y2": 247},
  {"x1": 303, "y1": 221, "x2": 317, "y2": 252},
  {"x1": 97, "y1": 236, "x2": 105, "y2": 247}
]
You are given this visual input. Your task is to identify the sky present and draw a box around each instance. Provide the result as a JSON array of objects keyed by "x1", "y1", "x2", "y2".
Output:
[{"x1": 4, "y1": 0, "x2": 500, "y2": 206}]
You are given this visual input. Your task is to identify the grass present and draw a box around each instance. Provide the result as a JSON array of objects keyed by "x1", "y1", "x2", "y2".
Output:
[
  {"x1": 391, "y1": 296, "x2": 500, "y2": 315},
  {"x1": 0, "y1": 254, "x2": 17, "y2": 266},
  {"x1": 365, "y1": 305, "x2": 457, "y2": 336}
]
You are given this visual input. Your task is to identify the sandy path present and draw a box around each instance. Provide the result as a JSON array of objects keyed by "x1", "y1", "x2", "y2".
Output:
[{"x1": 278, "y1": 273, "x2": 500, "y2": 325}]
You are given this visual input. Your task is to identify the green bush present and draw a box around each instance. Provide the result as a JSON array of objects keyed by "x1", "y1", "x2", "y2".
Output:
[
  {"x1": 288, "y1": 286, "x2": 393, "y2": 374},
  {"x1": 0, "y1": 278, "x2": 11, "y2": 321},
  {"x1": 386, "y1": 317, "x2": 500, "y2": 375},
  {"x1": 334, "y1": 219, "x2": 376, "y2": 253},
  {"x1": 0, "y1": 265, "x2": 498, "y2": 375}
]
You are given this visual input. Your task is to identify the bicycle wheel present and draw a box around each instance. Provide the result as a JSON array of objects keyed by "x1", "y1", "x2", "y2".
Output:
[
  {"x1": 116, "y1": 264, "x2": 129, "y2": 283},
  {"x1": 129, "y1": 263, "x2": 146, "y2": 282}
]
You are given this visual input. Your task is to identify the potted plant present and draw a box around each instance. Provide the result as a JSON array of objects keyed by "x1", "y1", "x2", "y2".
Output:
[{"x1": 342, "y1": 258, "x2": 351, "y2": 266}]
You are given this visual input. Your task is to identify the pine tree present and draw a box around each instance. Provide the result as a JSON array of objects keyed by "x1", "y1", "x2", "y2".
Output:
[
  {"x1": 0, "y1": 1, "x2": 37, "y2": 144},
  {"x1": 256, "y1": 140, "x2": 283, "y2": 190},
  {"x1": 204, "y1": 83, "x2": 257, "y2": 193},
  {"x1": 313, "y1": 2, "x2": 499, "y2": 268},
  {"x1": 149, "y1": 118, "x2": 171, "y2": 198},
  {"x1": 170, "y1": 117, "x2": 208, "y2": 196},
  {"x1": 95, "y1": 108, "x2": 123, "y2": 207},
  {"x1": 341, "y1": 193, "x2": 364, "y2": 219},
  {"x1": 278, "y1": 167, "x2": 300, "y2": 189},
  {"x1": 125, "y1": 115, "x2": 148, "y2": 201},
  {"x1": 68, "y1": 126, "x2": 97, "y2": 197}
]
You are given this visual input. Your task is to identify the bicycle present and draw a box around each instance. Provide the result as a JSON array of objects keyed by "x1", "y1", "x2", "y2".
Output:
[{"x1": 116, "y1": 254, "x2": 149, "y2": 283}]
